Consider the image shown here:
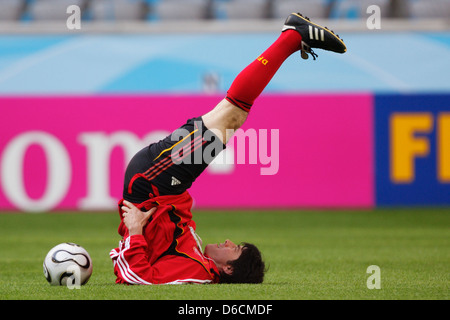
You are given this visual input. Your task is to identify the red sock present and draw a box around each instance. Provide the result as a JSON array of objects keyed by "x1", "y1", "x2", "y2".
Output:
[{"x1": 226, "y1": 30, "x2": 302, "y2": 112}]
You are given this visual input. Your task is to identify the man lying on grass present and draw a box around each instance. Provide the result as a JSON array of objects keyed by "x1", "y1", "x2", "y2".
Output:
[{"x1": 110, "y1": 12, "x2": 346, "y2": 284}]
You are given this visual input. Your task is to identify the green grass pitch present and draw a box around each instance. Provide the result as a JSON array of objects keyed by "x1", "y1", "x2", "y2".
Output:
[{"x1": 0, "y1": 208, "x2": 448, "y2": 300}]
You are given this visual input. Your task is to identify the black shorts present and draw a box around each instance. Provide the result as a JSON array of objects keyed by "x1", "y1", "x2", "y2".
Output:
[{"x1": 123, "y1": 117, "x2": 225, "y2": 203}]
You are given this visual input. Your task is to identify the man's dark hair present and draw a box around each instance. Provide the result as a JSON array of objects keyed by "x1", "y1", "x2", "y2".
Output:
[{"x1": 219, "y1": 243, "x2": 266, "y2": 284}]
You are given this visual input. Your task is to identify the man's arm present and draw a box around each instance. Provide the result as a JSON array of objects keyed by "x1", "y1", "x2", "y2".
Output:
[
  {"x1": 121, "y1": 200, "x2": 156, "y2": 235},
  {"x1": 111, "y1": 201, "x2": 157, "y2": 285}
]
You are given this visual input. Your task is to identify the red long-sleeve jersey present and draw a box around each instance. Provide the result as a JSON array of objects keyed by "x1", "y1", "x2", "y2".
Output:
[{"x1": 109, "y1": 191, "x2": 220, "y2": 285}]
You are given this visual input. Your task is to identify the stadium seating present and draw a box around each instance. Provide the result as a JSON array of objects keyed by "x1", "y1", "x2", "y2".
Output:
[
  {"x1": 0, "y1": 0, "x2": 26, "y2": 21},
  {"x1": 212, "y1": 0, "x2": 270, "y2": 20},
  {"x1": 151, "y1": 0, "x2": 210, "y2": 21},
  {"x1": 328, "y1": 0, "x2": 390, "y2": 19},
  {"x1": 28, "y1": 0, "x2": 88, "y2": 20},
  {"x1": 5, "y1": 0, "x2": 450, "y2": 22},
  {"x1": 410, "y1": 0, "x2": 450, "y2": 19},
  {"x1": 90, "y1": 0, "x2": 148, "y2": 21},
  {"x1": 272, "y1": 0, "x2": 328, "y2": 19}
]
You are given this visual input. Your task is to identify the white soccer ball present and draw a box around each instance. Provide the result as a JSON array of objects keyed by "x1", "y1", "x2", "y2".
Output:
[{"x1": 43, "y1": 242, "x2": 93, "y2": 286}]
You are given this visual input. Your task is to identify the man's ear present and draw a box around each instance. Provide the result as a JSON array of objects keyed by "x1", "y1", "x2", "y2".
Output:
[{"x1": 222, "y1": 264, "x2": 233, "y2": 276}]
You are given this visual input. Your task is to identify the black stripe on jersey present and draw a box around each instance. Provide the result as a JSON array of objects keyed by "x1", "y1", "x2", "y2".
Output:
[{"x1": 156, "y1": 205, "x2": 211, "y2": 276}]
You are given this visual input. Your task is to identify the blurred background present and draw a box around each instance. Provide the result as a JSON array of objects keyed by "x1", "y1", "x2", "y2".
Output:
[
  {"x1": 1, "y1": 0, "x2": 449, "y2": 22},
  {"x1": 0, "y1": 0, "x2": 449, "y2": 212}
]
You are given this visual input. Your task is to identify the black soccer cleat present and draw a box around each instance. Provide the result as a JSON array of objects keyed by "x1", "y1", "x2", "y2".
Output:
[{"x1": 282, "y1": 12, "x2": 347, "y2": 60}]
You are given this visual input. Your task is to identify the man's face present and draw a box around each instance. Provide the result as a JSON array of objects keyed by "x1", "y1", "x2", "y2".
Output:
[{"x1": 204, "y1": 239, "x2": 243, "y2": 272}]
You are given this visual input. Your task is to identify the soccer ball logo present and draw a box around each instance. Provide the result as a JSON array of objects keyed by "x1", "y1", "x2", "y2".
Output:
[{"x1": 43, "y1": 243, "x2": 93, "y2": 287}]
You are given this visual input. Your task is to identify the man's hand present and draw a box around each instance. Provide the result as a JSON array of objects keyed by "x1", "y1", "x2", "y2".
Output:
[{"x1": 121, "y1": 200, "x2": 157, "y2": 236}]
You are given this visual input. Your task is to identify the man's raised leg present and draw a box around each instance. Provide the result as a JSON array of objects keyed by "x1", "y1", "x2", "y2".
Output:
[
  {"x1": 202, "y1": 12, "x2": 346, "y2": 145},
  {"x1": 121, "y1": 12, "x2": 348, "y2": 200},
  {"x1": 202, "y1": 29, "x2": 302, "y2": 144}
]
